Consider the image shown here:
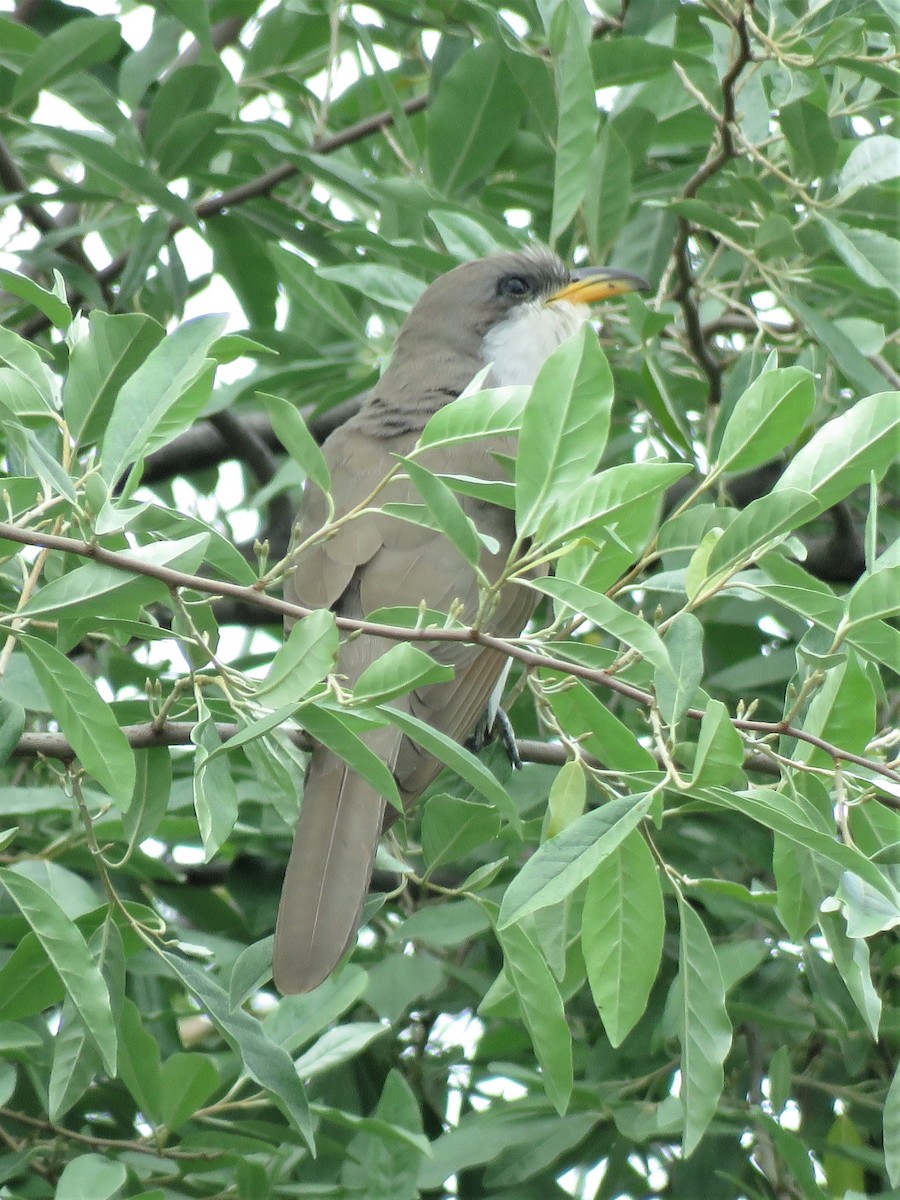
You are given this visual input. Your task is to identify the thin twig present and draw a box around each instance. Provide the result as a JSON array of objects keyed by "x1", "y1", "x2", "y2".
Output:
[{"x1": 0, "y1": 520, "x2": 897, "y2": 791}]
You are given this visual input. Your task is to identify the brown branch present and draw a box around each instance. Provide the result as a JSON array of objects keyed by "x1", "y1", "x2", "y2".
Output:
[
  {"x1": 18, "y1": 94, "x2": 429, "y2": 340},
  {"x1": 9, "y1": 724, "x2": 782, "y2": 780},
  {"x1": 0, "y1": 135, "x2": 109, "y2": 293},
  {"x1": 1, "y1": 520, "x2": 897, "y2": 792},
  {"x1": 670, "y1": 3, "x2": 755, "y2": 405}
]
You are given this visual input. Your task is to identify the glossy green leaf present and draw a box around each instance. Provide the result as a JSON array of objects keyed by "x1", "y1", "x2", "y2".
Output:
[
  {"x1": 655, "y1": 611, "x2": 703, "y2": 726},
  {"x1": 516, "y1": 324, "x2": 613, "y2": 537},
  {"x1": 774, "y1": 391, "x2": 900, "y2": 510},
  {"x1": 677, "y1": 894, "x2": 732, "y2": 1157},
  {"x1": 422, "y1": 794, "x2": 501, "y2": 871},
  {"x1": 583, "y1": 829, "x2": 664, "y2": 1046},
  {"x1": 263, "y1": 392, "x2": 331, "y2": 494},
  {"x1": 18, "y1": 634, "x2": 135, "y2": 805},
  {"x1": 819, "y1": 217, "x2": 900, "y2": 297},
  {"x1": 13, "y1": 17, "x2": 121, "y2": 104},
  {"x1": 100, "y1": 314, "x2": 226, "y2": 483},
  {"x1": 257, "y1": 609, "x2": 338, "y2": 708},
  {"x1": 401, "y1": 457, "x2": 483, "y2": 565},
  {"x1": 21, "y1": 533, "x2": 210, "y2": 619},
  {"x1": 535, "y1": 576, "x2": 671, "y2": 671},
  {"x1": 63, "y1": 312, "x2": 166, "y2": 447},
  {"x1": 714, "y1": 366, "x2": 815, "y2": 473},
  {"x1": 157, "y1": 948, "x2": 313, "y2": 1147},
  {"x1": 378, "y1": 705, "x2": 513, "y2": 822},
  {"x1": 497, "y1": 920, "x2": 572, "y2": 1114},
  {"x1": 0, "y1": 268, "x2": 71, "y2": 330},
  {"x1": 549, "y1": 1, "x2": 597, "y2": 239},
  {"x1": 54, "y1": 1154, "x2": 127, "y2": 1200},
  {"x1": 418, "y1": 385, "x2": 528, "y2": 450},
  {"x1": 0, "y1": 868, "x2": 116, "y2": 1074},
  {"x1": 354, "y1": 643, "x2": 454, "y2": 704},
  {"x1": 191, "y1": 693, "x2": 239, "y2": 859},
  {"x1": 429, "y1": 42, "x2": 523, "y2": 194},
  {"x1": 499, "y1": 793, "x2": 652, "y2": 927}
]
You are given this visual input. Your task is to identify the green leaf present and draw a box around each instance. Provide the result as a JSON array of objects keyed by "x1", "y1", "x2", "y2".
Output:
[
  {"x1": 550, "y1": 1, "x2": 597, "y2": 239},
  {"x1": 774, "y1": 391, "x2": 900, "y2": 511},
  {"x1": 703, "y1": 489, "x2": 820, "y2": 581},
  {"x1": 584, "y1": 122, "x2": 633, "y2": 259},
  {"x1": 677, "y1": 894, "x2": 732, "y2": 1157},
  {"x1": 429, "y1": 43, "x2": 524, "y2": 195},
  {"x1": 63, "y1": 312, "x2": 166, "y2": 448},
  {"x1": 157, "y1": 948, "x2": 313, "y2": 1148},
  {"x1": 100, "y1": 314, "x2": 226, "y2": 484},
  {"x1": 318, "y1": 263, "x2": 426, "y2": 312},
  {"x1": 401, "y1": 457, "x2": 484, "y2": 565},
  {"x1": 0, "y1": 869, "x2": 116, "y2": 1074},
  {"x1": 706, "y1": 787, "x2": 895, "y2": 903},
  {"x1": 819, "y1": 216, "x2": 900, "y2": 297},
  {"x1": 354, "y1": 643, "x2": 454, "y2": 705},
  {"x1": 714, "y1": 366, "x2": 816, "y2": 473},
  {"x1": 542, "y1": 758, "x2": 586, "y2": 840},
  {"x1": 496, "y1": 920, "x2": 573, "y2": 1114},
  {"x1": 17, "y1": 634, "x2": 135, "y2": 806},
  {"x1": 691, "y1": 699, "x2": 744, "y2": 787},
  {"x1": 298, "y1": 704, "x2": 400, "y2": 808},
  {"x1": 159, "y1": 1053, "x2": 220, "y2": 1130},
  {"x1": 418, "y1": 385, "x2": 529, "y2": 450},
  {"x1": 294, "y1": 1021, "x2": 388, "y2": 1078},
  {"x1": 263, "y1": 393, "x2": 331, "y2": 494},
  {"x1": 535, "y1": 577, "x2": 671, "y2": 671},
  {"x1": 422, "y1": 794, "x2": 501, "y2": 872},
  {"x1": 13, "y1": 17, "x2": 121, "y2": 105},
  {"x1": 787, "y1": 296, "x2": 886, "y2": 395},
  {"x1": 837, "y1": 134, "x2": 900, "y2": 197},
  {"x1": 516, "y1": 324, "x2": 614, "y2": 537},
  {"x1": 583, "y1": 829, "x2": 664, "y2": 1046},
  {"x1": 269, "y1": 246, "x2": 365, "y2": 342},
  {"x1": 21, "y1": 534, "x2": 210, "y2": 619},
  {"x1": 846, "y1": 563, "x2": 900, "y2": 625},
  {"x1": 378, "y1": 705, "x2": 514, "y2": 824},
  {"x1": 54, "y1": 1154, "x2": 127, "y2": 1200},
  {"x1": 534, "y1": 461, "x2": 691, "y2": 548},
  {"x1": 0, "y1": 268, "x2": 71, "y2": 329},
  {"x1": 545, "y1": 678, "x2": 657, "y2": 774},
  {"x1": 256, "y1": 609, "x2": 338, "y2": 709},
  {"x1": 36, "y1": 125, "x2": 198, "y2": 229},
  {"x1": 191, "y1": 693, "x2": 239, "y2": 860},
  {"x1": 655, "y1": 611, "x2": 704, "y2": 726},
  {"x1": 499, "y1": 793, "x2": 652, "y2": 927}
]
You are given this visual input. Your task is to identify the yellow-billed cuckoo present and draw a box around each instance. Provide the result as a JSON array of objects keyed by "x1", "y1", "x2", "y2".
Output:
[{"x1": 273, "y1": 249, "x2": 648, "y2": 994}]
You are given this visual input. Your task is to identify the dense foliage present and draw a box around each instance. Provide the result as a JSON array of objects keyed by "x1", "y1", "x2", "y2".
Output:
[{"x1": 0, "y1": 1, "x2": 898, "y2": 1197}]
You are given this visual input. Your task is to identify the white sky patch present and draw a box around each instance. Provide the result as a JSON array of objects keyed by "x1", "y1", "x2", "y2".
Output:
[{"x1": 504, "y1": 208, "x2": 531, "y2": 228}]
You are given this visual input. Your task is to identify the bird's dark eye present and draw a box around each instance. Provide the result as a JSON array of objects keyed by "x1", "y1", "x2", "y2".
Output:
[{"x1": 499, "y1": 275, "x2": 531, "y2": 299}]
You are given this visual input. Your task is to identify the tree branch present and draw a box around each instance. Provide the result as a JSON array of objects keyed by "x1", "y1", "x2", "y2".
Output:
[
  {"x1": 18, "y1": 96, "x2": 429, "y2": 340},
  {"x1": 669, "y1": 3, "x2": 754, "y2": 405},
  {"x1": 1, "y1": 520, "x2": 896, "y2": 791},
  {"x1": 9, "y1": 723, "x2": 783, "y2": 780}
]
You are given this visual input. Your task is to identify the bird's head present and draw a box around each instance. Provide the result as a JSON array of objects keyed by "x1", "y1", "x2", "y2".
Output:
[{"x1": 391, "y1": 249, "x2": 649, "y2": 390}]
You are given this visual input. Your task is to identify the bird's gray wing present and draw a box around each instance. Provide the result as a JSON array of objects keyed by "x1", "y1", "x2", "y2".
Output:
[{"x1": 274, "y1": 423, "x2": 536, "y2": 992}]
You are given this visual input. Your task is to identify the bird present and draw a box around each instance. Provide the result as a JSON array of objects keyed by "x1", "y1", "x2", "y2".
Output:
[{"x1": 273, "y1": 248, "x2": 648, "y2": 994}]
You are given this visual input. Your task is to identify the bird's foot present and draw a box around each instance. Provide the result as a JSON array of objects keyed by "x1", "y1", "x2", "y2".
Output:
[{"x1": 467, "y1": 706, "x2": 522, "y2": 770}]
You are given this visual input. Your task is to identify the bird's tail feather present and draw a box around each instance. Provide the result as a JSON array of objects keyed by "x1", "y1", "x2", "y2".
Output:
[{"x1": 273, "y1": 730, "x2": 401, "y2": 994}]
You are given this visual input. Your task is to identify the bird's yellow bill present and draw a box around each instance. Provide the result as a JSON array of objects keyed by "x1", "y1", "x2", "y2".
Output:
[{"x1": 549, "y1": 268, "x2": 649, "y2": 305}]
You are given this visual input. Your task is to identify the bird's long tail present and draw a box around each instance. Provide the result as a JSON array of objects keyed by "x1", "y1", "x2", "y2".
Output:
[{"x1": 273, "y1": 726, "x2": 402, "y2": 994}]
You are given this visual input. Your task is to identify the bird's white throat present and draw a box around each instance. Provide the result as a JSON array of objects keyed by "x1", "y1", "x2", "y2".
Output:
[{"x1": 481, "y1": 299, "x2": 590, "y2": 387}]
